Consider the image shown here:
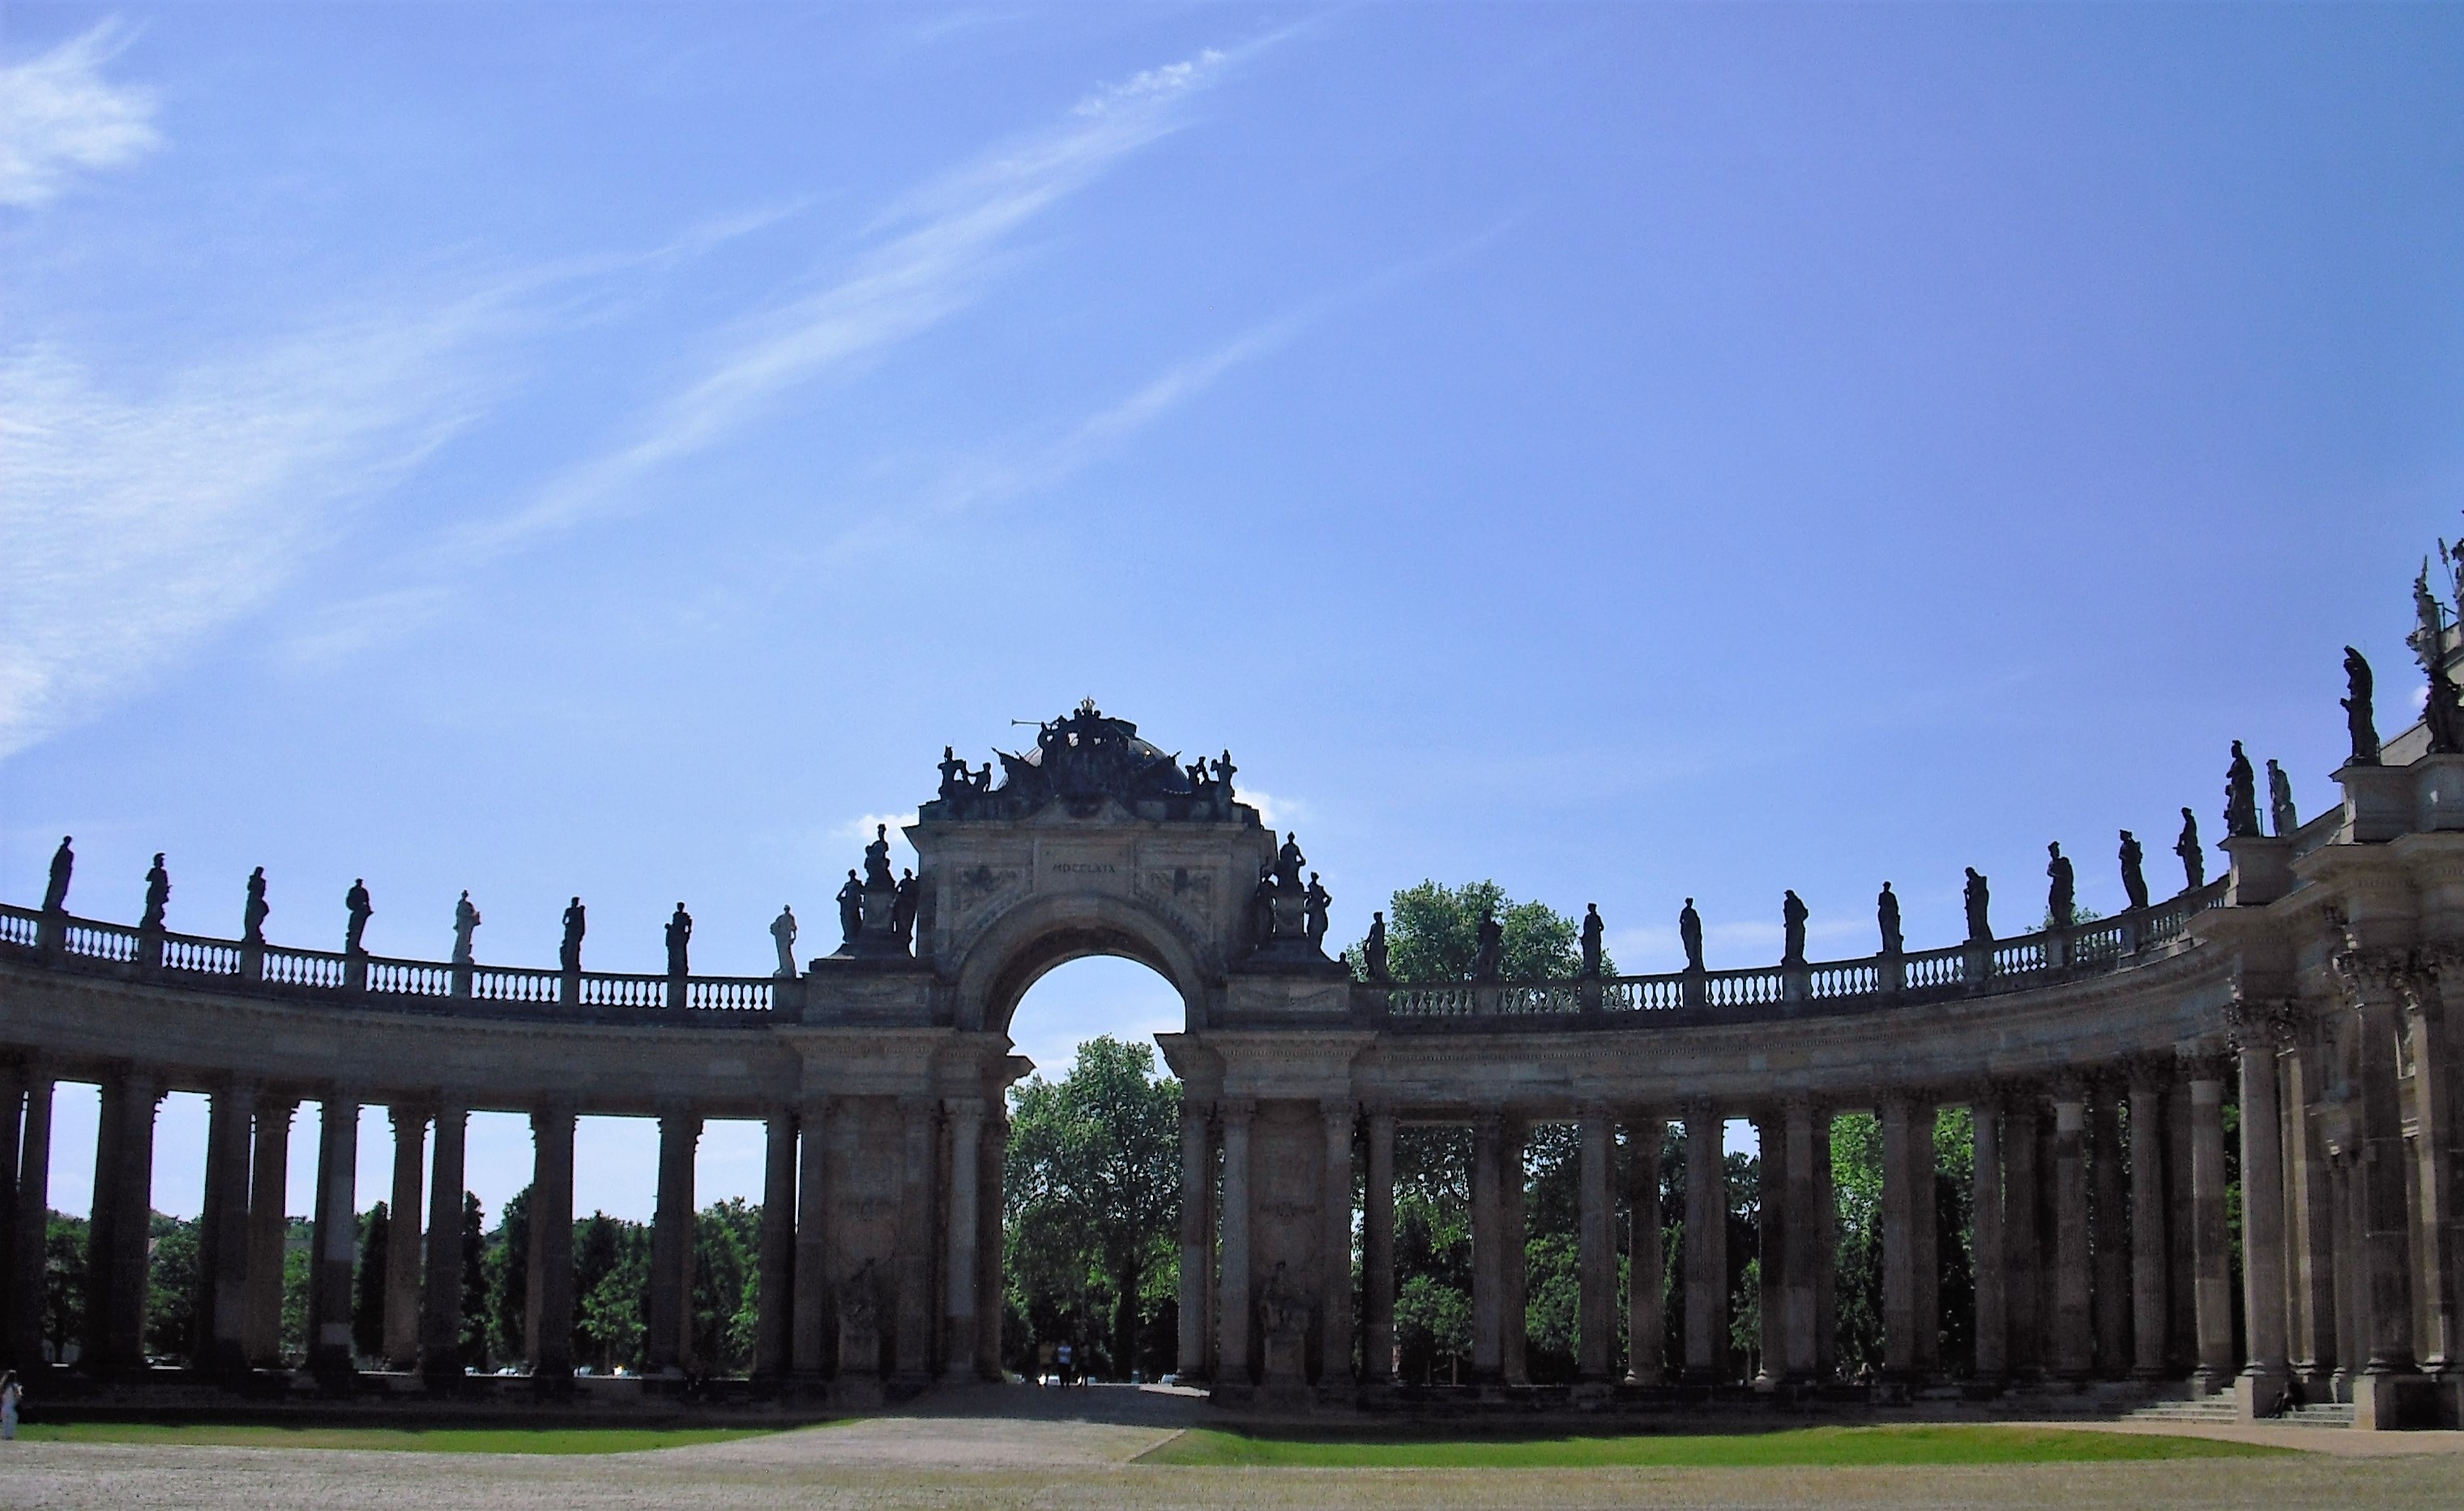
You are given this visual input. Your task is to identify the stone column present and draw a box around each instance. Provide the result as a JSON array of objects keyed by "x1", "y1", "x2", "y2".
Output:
[
  {"x1": 976, "y1": 1108, "x2": 1007, "y2": 1383},
  {"x1": 1625, "y1": 1115, "x2": 1665, "y2": 1385},
  {"x1": 1881, "y1": 1093, "x2": 1919, "y2": 1378},
  {"x1": 2186, "y1": 1057, "x2": 2236, "y2": 1393},
  {"x1": 200, "y1": 1078, "x2": 256, "y2": 1373},
  {"x1": 307, "y1": 1094, "x2": 360, "y2": 1381},
  {"x1": 10, "y1": 1071, "x2": 52, "y2": 1369},
  {"x1": 2003, "y1": 1091, "x2": 2043, "y2": 1377},
  {"x1": 1683, "y1": 1104, "x2": 1726, "y2": 1381},
  {"x1": 895, "y1": 1098, "x2": 933, "y2": 1382},
  {"x1": 383, "y1": 1106, "x2": 428, "y2": 1370},
  {"x1": 245, "y1": 1098, "x2": 297, "y2": 1368},
  {"x1": 1910, "y1": 1097, "x2": 1939, "y2": 1377},
  {"x1": 1754, "y1": 1108, "x2": 1786, "y2": 1385},
  {"x1": 943, "y1": 1098, "x2": 984, "y2": 1381},
  {"x1": 1577, "y1": 1110, "x2": 1615, "y2": 1381},
  {"x1": 1471, "y1": 1112, "x2": 1503, "y2": 1383},
  {"x1": 2335, "y1": 955, "x2": 2421, "y2": 1420},
  {"x1": 0, "y1": 1064, "x2": 19, "y2": 1366},
  {"x1": 2406, "y1": 963, "x2": 2461, "y2": 1377},
  {"x1": 1178, "y1": 1099, "x2": 1215, "y2": 1381},
  {"x1": 1217, "y1": 1101, "x2": 1253, "y2": 1383},
  {"x1": 1971, "y1": 1089, "x2": 2005, "y2": 1381},
  {"x1": 80, "y1": 1073, "x2": 122, "y2": 1373},
  {"x1": 751, "y1": 1107, "x2": 795, "y2": 1381},
  {"x1": 2090, "y1": 1084, "x2": 2129, "y2": 1377},
  {"x1": 1782, "y1": 1096, "x2": 1820, "y2": 1382},
  {"x1": 2127, "y1": 1065, "x2": 2171, "y2": 1378},
  {"x1": 647, "y1": 1109, "x2": 700, "y2": 1377},
  {"x1": 2237, "y1": 1022, "x2": 2291, "y2": 1414},
  {"x1": 98, "y1": 1069, "x2": 161, "y2": 1377},
  {"x1": 1812, "y1": 1111, "x2": 1837, "y2": 1381},
  {"x1": 1363, "y1": 1108, "x2": 1396, "y2": 1384},
  {"x1": 791, "y1": 1097, "x2": 833, "y2": 1377},
  {"x1": 527, "y1": 1103, "x2": 577, "y2": 1383},
  {"x1": 1501, "y1": 1116, "x2": 1529, "y2": 1385},
  {"x1": 2283, "y1": 1038, "x2": 2338, "y2": 1389},
  {"x1": 2051, "y1": 1082, "x2": 2093, "y2": 1380},
  {"x1": 2165, "y1": 1079, "x2": 2198, "y2": 1372},
  {"x1": 1320, "y1": 1100, "x2": 1355, "y2": 1386},
  {"x1": 420, "y1": 1103, "x2": 468, "y2": 1385}
]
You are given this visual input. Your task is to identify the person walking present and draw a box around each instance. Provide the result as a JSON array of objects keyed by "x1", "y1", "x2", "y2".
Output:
[
  {"x1": 1056, "y1": 1340, "x2": 1074, "y2": 1388},
  {"x1": 2, "y1": 1371, "x2": 21, "y2": 1441}
]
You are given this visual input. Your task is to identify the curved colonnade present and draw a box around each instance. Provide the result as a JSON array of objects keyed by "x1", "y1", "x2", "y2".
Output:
[{"x1": 0, "y1": 706, "x2": 2457, "y2": 1432}]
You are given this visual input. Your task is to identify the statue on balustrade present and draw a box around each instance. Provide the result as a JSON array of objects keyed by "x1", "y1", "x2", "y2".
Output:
[
  {"x1": 452, "y1": 890, "x2": 482, "y2": 966},
  {"x1": 41, "y1": 837, "x2": 71, "y2": 915},
  {"x1": 1275, "y1": 831, "x2": 1305, "y2": 892},
  {"x1": 2176, "y1": 808, "x2": 2204, "y2": 890},
  {"x1": 1212, "y1": 751, "x2": 1237, "y2": 814},
  {"x1": 1304, "y1": 873, "x2": 1331, "y2": 948},
  {"x1": 2046, "y1": 843, "x2": 2074, "y2": 929},
  {"x1": 937, "y1": 746, "x2": 971, "y2": 802},
  {"x1": 344, "y1": 879, "x2": 373, "y2": 954},
  {"x1": 2342, "y1": 647, "x2": 2381, "y2": 766},
  {"x1": 243, "y1": 867, "x2": 271, "y2": 945},
  {"x1": 1781, "y1": 890, "x2": 1808, "y2": 967},
  {"x1": 771, "y1": 906, "x2": 798, "y2": 978},
  {"x1": 892, "y1": 870, "x2": 920, "y2": 946},
  {"x1": 2428, "y1": 662, "x2": 2464, "y2": 756},
  {"x1": 2118, "y1": 831, "x2": 2148, "y2": 912},
  {"x1": 1471, "y1": 909, "x2": 1504, "y2": 982},
  {"x1": 2224, "y1": 741, "x2": 2261, "y2": 838},
  {"x1": 863, "y1": 824, "x2": 896, "y2": 894},
  {"x1": 1963, "y1": 868, "x2": 1992, "y2": 943},
  {"x1": 1679, "y1": 898, "x2": 1705, "y2": 972},
  {"x1": 559, "y1": 898, "x2": 586, "y2": 973},
  {"x1": 2266, "y1": 758, "x2": 2297, "y2": 837},
  {"x1": 665, "y1": 903, "x2": 693, "y2": 976},
  {"x1": 835, "y1": 870, "x2": 863, "y2": 949},
  {"x1": 1877, "y1": 882, "x2": 1902, "y2": 956},
  {"x1": 1250, "y1": 867, "x2": 1276, "y2": 943},
  {"x1": 1363, "y1": 911, "x2": 1390, "y2": 982},
  {"x1": 141, "y1": 855, "x2": 169, "y2": 933},
  {"x1": 1581, "y1": 903, "x2": 1604, "y2": 976}
]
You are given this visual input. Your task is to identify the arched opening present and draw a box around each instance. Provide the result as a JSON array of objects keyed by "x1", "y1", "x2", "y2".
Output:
[{"x1": 996, "y1": 954, "x2": 1188, "y2": 1385}]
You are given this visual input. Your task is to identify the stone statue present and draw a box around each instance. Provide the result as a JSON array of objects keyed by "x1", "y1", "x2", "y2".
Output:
[
  {"x1": 1363, "y1": 911, "x2": 1390, "y2": 982},
  {"x1": 559, "y1": 898, "x2": 586, "y2": 973},
  {"x1": 1781, "y1": 890, "x2": 1808, "y2": 967},
  {"x1": 841, "y1": 1257, "x2": 882, "y2": 1334},
  {"x1": 835, "y1": 870, "x2": 863, "y2": 947},
  {"x1": 937, "y1": 745, "x2": 969, "y2": 802},
  {"x1": 664, "y1": 903, "x2": 693, "y2": 976},
  {"x1": 41, "y1": 836, "x2": 71, "y2": 914},
  {"x1": 771, "y1": 905, "x2": 798, "y2": 978},
  {"x1": 973, "y1": 762, "x2": 993, "y2": 793},
  {"x1": 1275, "y1": 832, "x2": 1305, "y2": 891},
  {"x1": 1679, "y1": 898, "x2": 1705, "y2": 972},
  {"x1": 344, "y1": 879, "x2": 373, "y2": 954},
  {"x1": 141, "y1": 854, "x2": 170, "y2": 933},
  {"x1": 1212, "y1": 750, "x2": 1237, "y2": 802},
  {"x1": 2118, "y1": 831, "x2": 2148, "y2": 912},
  {"x1": 1304, "y1": 873, "x2": 1330, "y2": 948},
  {"x1": 1962, "y1": 869, "x2": 1992, "y2": 944},
  {"x1": 2266, "y1": 758, "x2": 2297, "y2": 837},
  {"x1": 1581, "y1": 903, "x2": 1604, "y2": 977},
  {"x1": 1250, "y1": 867, "x2": 1276, "y2": 942},
  {"x1": 2176, "y1": 808, "x2": 2204, "y2": 890},
  {"x1": 2046, "y1": 843, "x2": 2074, "y2": 929},
  {"x1": 863, "y1": 824, "x2": 895, "y2": 893},
  {"x1": 1876, "y1": 882, "x2": 1902, "y2": 956},
  {"x1": 2224, "y1": 741, "x2": 2261, "y2": 838},
  {"x1": 892, "y1": 869, "x2": 920, "y2": 945},
  {"x1": 1258, "y1": 1261, "x2": 1299, "y2": 1338},
  {"x1": 1471, "y1": 909, "x2": 1504, "y2": 982},
  {"x1": 2430, "y1": 661, "x2": 2464, "y2": 757},
  {"x1": 452, "y1": 890, "x2": 481, "y2": 966},
  {"x1": 243, "y1": 867, "x2": 270, "y2": 945},
  {"x1": 2342, "y1": 646, "x2": 2381, "y2": 765}
]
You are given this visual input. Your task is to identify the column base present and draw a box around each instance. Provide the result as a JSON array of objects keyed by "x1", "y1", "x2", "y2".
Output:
[
  {"x1": 2190, "y1": 1366, "x2": 2234, "y2": 1398},
  {"x1": 2235, "y1": 1368, "x2": 2289, "y2": 1420},
  {"x1": 2353, "y1": 1371, "x2": 2437, "y2": 1431}
]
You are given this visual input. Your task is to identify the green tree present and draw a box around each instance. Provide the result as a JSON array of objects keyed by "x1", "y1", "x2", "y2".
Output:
[
  {"x1": 280, "y1": 1218, "x2": 313, "y2": 1364},
  {"x1": 1353, "y1": 880, "x2": 1604, "y2": 983},
  {"x1": 43, "y1": 1212, "x2": 88, "y2": 1363},
  {"x1": 691, "y1": 1198, "x2": 762, "y2": 1375},
  {"x1": 458, "y1": 1192, "x2": 488, "y2": 1369},
  {"x1": 352, "y1": 1203, "x2": 389, "y2": 1363},
  {"x1": 572, "y1": 1212, "x2": 649, "y2": 1373},
  {"x1": 1004, "y1": 1035, "x2": 1181, "y2": 1381},
  {"x1": 485, "y1": 1185, "x2": 532, "y2": 1368},
  {"x1": 144, "y1": 1213, "x2": 199, "y2": 1363}
]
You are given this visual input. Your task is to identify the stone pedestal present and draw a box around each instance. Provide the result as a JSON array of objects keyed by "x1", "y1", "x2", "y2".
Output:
[
  {"x1": 2335, "y1": 761, "x2": 2408, "y2": 843},
  {"x1": 2223, "y1": 835, "x2": 2293, "y2": 907},
  {"x1": 1262, "y1": 1328, "x2": 1306, "y2": 1387},
  {"x1": 2236, "y1": 1369, "x2": 2289, "y2": 1419},
  {"x1": 2353, "y1": 1370, "x2": 2433, "y2": 1431}
]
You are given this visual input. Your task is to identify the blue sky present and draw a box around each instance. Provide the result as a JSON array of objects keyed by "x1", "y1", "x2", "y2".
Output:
[{"x1": 5, "y1": 4, "x2": 2460, "y2": 1224}]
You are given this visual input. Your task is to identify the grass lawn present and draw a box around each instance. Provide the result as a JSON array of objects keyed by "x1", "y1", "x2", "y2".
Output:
[
  {"x1": 12, "y1": 1422, "x2": 782, "y2": 1454},
  {"x1": 1139, "y1": 1423, "x2": 2301, "y2": 1468}
]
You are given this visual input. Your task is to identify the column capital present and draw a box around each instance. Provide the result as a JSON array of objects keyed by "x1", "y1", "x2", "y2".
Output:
[
  {"x1": 1217, "y1": 1097, "x2": 1255, "y2": 1128},
  {"x1": 945, "y1": 1095, "x2": 986, "y2": 1128},
  {"x1": 1318, "y1": 1097, "x2": 1356, "y2": 1127},
  {"x1": 2045, "y1": 1071, "x2": 2090, "y2": 1105},
  {"x1": 2174, "y1": 1044, "x2": 2235, "y2": 1083},
  {"x1": 2224, "y1": 993, "x2": 2303, "y2": 1053},
  {"x1": 2121, "y1": 1051, "x2": 2173, "y2": 1093},
  {"x1": 1678, "y1": 1098, "x2": 1719, "y2": 1125}
]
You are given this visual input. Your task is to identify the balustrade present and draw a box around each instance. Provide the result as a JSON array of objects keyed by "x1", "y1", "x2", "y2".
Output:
[
  {"x1": 63, "y1": 919, "x2": 140, "y2": 963},
  {"x1": 1809, "y1": 960, "x2": 1877, "y2": 999},
  {"x1": 573, "y1": 972, "x2": 668, "y2": 1009},
  {"x1": 162, "y1": 933, "x2": 244, "y2": 976},
  {"x1": 1702, "y1": 967, "x2": 1783, "y2": 1008},
  {"x1": 365, "y1": 958, "x2": 451, "y2": 997},
  {"x1": 258, "y1": 945, "x2": 348, "y2": 990},
  {"x1": 1901, "y1": 945, "x2": 1966, "y2": 992},
  {"x1": 469, "y1": 966, "x2": 561, "y2": 1005},
  {"x1": 0, "y1": 905, "x2": 36, "y2": 949},
  {"x1": 1992, "y1": 938, "x2": 2048, "y2": 976},
  {"x1": 685, "y1": 976, "x2": 773, "y2": 1013}
]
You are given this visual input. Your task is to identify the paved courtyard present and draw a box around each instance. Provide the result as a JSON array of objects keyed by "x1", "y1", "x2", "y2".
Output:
[{"x1": 4, "y1": 1389, "x2": 2462, "y2": 1510}]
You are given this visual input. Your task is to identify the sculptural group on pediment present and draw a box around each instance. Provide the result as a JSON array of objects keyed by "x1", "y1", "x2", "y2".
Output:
[{"x1": 925, "y1": 704, "x2": 1252, "y2": 824}]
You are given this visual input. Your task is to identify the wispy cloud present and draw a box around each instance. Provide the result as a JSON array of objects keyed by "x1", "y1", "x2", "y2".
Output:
[
  {"x1": 0, "y1": 20, "x2": 160, "y2": 207},
  {"x1": 469, "y1": 46, "x2": 1243, "y2": 553},
  {"x1": 0, "y1": 296, "x2": 514, "y2": 757}
]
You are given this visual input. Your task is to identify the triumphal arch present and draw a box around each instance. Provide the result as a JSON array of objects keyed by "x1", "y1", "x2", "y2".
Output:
[{"x1": 3, "y1": 574, "x2": 2464, "y2": 1430}]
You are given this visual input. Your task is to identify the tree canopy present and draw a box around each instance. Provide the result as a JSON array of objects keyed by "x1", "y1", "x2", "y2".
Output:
[{"x1": 1354, "y1": 879, "x2": 1610, "y2": 982}]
